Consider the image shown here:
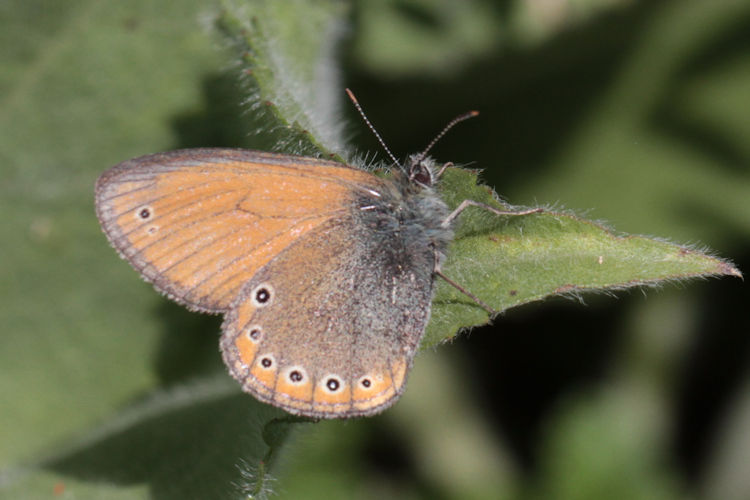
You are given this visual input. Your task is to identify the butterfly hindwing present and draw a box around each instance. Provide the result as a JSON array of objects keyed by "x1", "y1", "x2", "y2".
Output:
[{"x1": 220, "y1": 212, "x2": 437, "y2": 418}]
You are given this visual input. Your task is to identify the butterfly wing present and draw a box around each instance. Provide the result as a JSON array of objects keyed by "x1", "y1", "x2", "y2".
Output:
[
  {"x1": 220, "y1": 203, "x2": 437, "y2": 418},
  {"x1": 95, "y1": 148, "x2": 381, "y2": 313}
]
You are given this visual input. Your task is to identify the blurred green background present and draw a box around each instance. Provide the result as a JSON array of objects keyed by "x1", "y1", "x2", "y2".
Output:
[{"x1": 1, "y1": 0, "x2": 748, "y2": 498}]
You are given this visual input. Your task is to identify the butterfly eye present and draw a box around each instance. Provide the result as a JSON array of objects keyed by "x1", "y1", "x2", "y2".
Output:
[
  {"x1": 251, "y1": 284, "x2": 273, "y2": 307},
  {"x1": 410, "y1": 164, "x2": 433, "y2": 186}
]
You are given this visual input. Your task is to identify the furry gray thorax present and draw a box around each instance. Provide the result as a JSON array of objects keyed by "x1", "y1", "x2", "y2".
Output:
[{"x1": 354, "y1": 157, "x2": 454, "y2": 276}]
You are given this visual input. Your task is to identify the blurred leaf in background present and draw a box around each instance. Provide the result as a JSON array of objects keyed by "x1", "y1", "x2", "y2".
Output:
[{"x1": 1, "y1": 0, "x2": 748, "y2": 499}]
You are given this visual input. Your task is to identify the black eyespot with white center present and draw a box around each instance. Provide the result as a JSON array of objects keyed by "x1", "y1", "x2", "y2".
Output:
[
  {"x1": 325, "y1": 376, "x2": 342, "y2": 393},
  {"x1": 137, "y1": 206, "x2": 152, "y2": 220},
  {"x1": 260, "y1": 356, "x2": 274, "y2": 369},
  {"x1": 282, "y1": 366, "x2": 307, "y2": 386},
  {"x1": 255, "y1": 288, "x2": 270, "y2": 303},
  {"x1": 246, "y1": 326, "x2": 262, "y2": 342},
  {"x1": 250, "y1": 283, "x2": 273, "y2": 307},
  {"x1": 361, "y1": 378, "x2": 371, "y2": 388}
]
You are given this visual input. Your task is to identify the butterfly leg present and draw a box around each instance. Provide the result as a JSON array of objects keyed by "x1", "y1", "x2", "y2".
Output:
[
  {"x1": 435, "y1": 162, "x2": 454, "y2": 179},
  {"x1": 442, "y1": 199, "x2": 543, "y2": 228},
  {"x1": 436, "y1": 199, "x2": 543, "y2": 315},
  {"x1": 434, "y1": 267, "x2": 496, "y2": 315}
]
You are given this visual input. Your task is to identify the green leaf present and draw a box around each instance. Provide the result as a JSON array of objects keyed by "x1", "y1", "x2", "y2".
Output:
[
  {"x1": 214, "y1": 0, "x2": 349, "y2": 160},
  {"x1": 422, "y1": 167, "x2": 739, "y2": 347}
]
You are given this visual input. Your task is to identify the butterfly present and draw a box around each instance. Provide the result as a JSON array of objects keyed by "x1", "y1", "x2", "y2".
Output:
[{"x1": 95, "y1": 90, "x2": 539, "y2": 418}]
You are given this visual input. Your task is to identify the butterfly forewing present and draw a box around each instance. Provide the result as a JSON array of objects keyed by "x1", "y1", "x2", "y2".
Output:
[{"x1": 95, "y1": 148, "x2": 382, "y2": 313}]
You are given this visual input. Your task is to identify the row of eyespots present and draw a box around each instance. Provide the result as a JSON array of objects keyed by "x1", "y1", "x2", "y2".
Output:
[
  {"x1": 245, "y1": 283, "x2": 376, "y2": 393},
  {"x1": 250, "y1": 349, "x2": 374, "y2": 394},
  {"x1": 243, "y1": 284, "x2": 272, "y2": 353}
]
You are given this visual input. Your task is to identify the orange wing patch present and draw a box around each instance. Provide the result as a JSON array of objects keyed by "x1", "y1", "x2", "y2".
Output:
[
  {"x1": 246, "y1": 357, "x2": 277, "y2": 403},
  {"x1": 274, "y1": 366, "x2": 314, "y2": 412},
  {"x1": 233, "y1": 327, "x2": 260, "y2": 367},
  {"x1": 350, "y1": 359, "x2": 409, "y2": 413},
  {"x1": 312, "y1": 378, "x2": 352, "y2": 414},
  {"x1": 95, "y1": 149, "x2": 382, "y2": 313}
]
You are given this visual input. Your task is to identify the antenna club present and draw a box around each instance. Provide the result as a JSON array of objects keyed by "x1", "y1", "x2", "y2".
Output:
[{"x1": 345, "y1": 88, "x2": 359, "y2": 105}]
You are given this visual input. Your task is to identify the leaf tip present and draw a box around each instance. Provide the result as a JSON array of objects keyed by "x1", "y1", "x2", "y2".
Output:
[{"x1": 720, "y1": 262, "x2": 743, "y2": 279}]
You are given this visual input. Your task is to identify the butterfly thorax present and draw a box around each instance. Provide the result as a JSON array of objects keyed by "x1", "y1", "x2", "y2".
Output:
[{"x1": 354, "y1": 157, "x2": 453, "y2": 275}]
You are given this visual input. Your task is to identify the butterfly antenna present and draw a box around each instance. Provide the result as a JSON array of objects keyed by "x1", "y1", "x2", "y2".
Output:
[
  {"x1": 415, "y1": 110, "x2": 479, "y2": 163},
  {"x1": 345, "y1": 88, "x2": 400, "y2": 166}
]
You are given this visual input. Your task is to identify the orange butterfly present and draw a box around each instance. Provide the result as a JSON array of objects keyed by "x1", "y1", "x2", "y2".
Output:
[{"x1": 95, "y1": 91, "x2": 538, "y2": 418}]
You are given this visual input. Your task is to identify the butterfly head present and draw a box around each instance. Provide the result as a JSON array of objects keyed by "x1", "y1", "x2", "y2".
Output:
[
  {"x1": 345, "y1": 88, "x2": 477, "y2": 192},
  {"x1": 406, "y1": 154, "x2": 437, "y2": 188}
]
